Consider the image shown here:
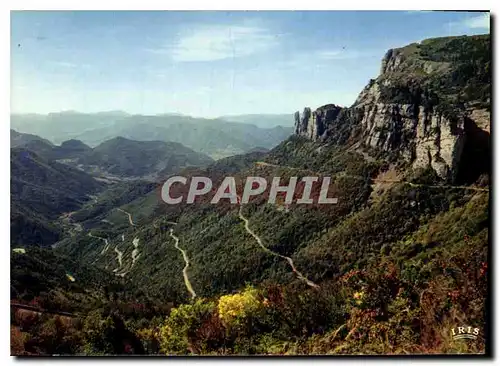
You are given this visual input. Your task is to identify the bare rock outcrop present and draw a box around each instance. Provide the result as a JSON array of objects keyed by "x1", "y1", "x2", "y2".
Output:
[{"x1": 294, "y1": 34, "x2": 490, "y2": 181}]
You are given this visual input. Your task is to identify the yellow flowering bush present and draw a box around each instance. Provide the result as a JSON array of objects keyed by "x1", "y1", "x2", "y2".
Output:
[
  {"x1": 218, "y1": 286, "x2": 262, "y2": 326},
  {"x1": 353, "y1": 291, "x2": 365, "y2": 305},
  {"x1": 158, "y1": 300, "x2": 215, "y2": 355},
  {"x1": 137, "y1": 327, "x2": 161, "y2": 353}
]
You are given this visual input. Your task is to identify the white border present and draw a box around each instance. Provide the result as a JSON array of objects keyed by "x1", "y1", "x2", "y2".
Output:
[
  {"x1": 2, "y1": 1, "x2": 495, "y2": 10},
  {"x1": 2, "y1": 1, "x2": 497, "y2": 365}
]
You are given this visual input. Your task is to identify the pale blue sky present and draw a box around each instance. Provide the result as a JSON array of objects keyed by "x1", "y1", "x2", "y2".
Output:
[{"x1": 11, "y1": 11, "x2": 490, "y2": 117}]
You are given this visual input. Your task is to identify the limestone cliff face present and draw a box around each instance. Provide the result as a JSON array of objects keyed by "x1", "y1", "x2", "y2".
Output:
[
  {"x1": 295, "y1": 105, "x2": 342, "y2": 140},
  {"x1": 353, "y1": 82, "x2": 469, "y2": 180},
  {"x1": 294, "y1": 34, "x2": 490, "y2": 181}
]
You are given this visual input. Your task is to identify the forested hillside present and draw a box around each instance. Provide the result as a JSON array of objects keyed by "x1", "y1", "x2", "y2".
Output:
[{"x1": 10, "y1": 148, "x2": 105, "y2": 246}]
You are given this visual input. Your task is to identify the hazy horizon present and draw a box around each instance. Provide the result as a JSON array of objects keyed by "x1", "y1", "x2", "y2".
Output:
[
  {"x1": 10, "y1": 109, "x2": 294, "y2": 118},
  {"x1": 11, "y1": 11, "x2": 489, "y2": 117}
]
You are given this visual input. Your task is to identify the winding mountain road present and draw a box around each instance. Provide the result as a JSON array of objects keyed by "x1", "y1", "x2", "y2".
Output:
[
  {"x1": 255, "y1": 161, "x2": 489, "y2": 192},
  {"x1": 169, "y1": 228, "x2": 197, "y2": 299},
  {"x1": 113, "y1": 246, "x2": 123, "y2": 269},
  {"x1": 131, "y1": 237, "x2": 140, "y2": 267},
  {"x1": 116, "y1": 208, "x2": 141, "y2": 274},
  {"x1": 117, "y1": 208, "x2": 136, "y2": 226},
  {"x1": 88, "y1": 232, "x2": 110, "y2": 255},
  {"x1": 61, "y1": 211, "x2": 83, "y2": 236},
  {"x1": 237, "y1": 198, "x2": 319, "y2": 288}
]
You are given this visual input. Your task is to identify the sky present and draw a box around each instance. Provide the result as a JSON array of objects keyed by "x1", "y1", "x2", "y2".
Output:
[{"x1": 11, "y1": 11, "x2": 490, "y2": 118}]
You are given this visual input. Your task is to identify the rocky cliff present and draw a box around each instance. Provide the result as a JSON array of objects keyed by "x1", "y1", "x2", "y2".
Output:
[
  {"x1": 294, "y1": 34, "x2": 490, "y2": 181},
  {"x1": 294, "y1": 104, "x2": 343, "y2": 140}
]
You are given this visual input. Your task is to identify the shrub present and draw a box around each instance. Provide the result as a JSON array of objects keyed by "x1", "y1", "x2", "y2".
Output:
[
  {"x1": 158, "y1": 299, "x2": 216, "y2": 355},
  {"x1": 218, "y1": 286, "x2": 262, "y2": 327}
]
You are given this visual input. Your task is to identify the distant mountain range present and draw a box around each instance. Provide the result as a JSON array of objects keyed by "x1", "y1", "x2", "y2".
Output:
[
  {"x1": 78, "y1": 136, "x2": 213, "y2": 179},
  {"x1": 11, "y1": 130, "x2": 213, "y2": 180},
  {"x1": 218, "y1": 114, "x2": 294, "y2": 128},
  {"x1": 11, "y1": 129, "x2": 54, "y2": 148},
  {"x1": 11, "y1": 112, "x2": 294, "y2": 159}
]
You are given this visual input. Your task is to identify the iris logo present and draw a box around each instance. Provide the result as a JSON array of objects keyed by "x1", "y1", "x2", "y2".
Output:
[{"x1": 451, "y1": 326, "x2": 480, "y2": 340}]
